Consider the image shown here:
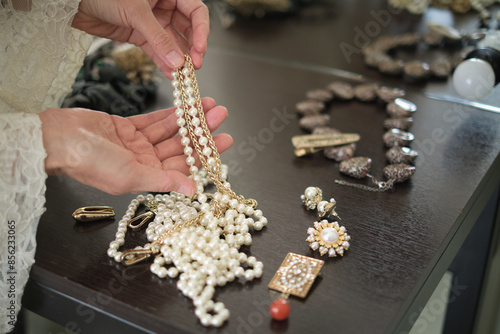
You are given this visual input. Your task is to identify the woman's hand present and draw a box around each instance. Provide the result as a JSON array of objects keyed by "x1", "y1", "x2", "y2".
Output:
[
  {"x1": 39, "y1": 98, "x2": 232, "y2": 196},
  {"x1": 72, "y1": 0, "x2": 209, "y2": 77}
]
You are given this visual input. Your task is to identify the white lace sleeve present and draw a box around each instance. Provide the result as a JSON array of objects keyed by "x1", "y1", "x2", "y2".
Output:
[
  {"x1": 0, "y1": 1, "x2": 92, "y2": 332},
  {"x1": 0, "y1": 113, "x2": 47, "y2": 334}
]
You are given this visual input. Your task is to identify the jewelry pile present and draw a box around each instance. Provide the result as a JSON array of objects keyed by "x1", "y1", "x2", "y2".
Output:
[
  {"x1": 107, "y1": 55, "x2": 267, "y2": 327},
  {"x1": 295, "y1": 81, "x2": 418, "y2": 191}
]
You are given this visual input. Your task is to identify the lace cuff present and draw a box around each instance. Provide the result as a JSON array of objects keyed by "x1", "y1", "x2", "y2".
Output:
[{"x1": 0, "y1": 113, "x2": 47, "y2": 333}]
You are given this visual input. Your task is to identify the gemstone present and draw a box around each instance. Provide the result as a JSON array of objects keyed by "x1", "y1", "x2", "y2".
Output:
[
  {"x1": 306, "y1": 88, "x2": 334, "y2": 102},
  {"x1": 339, "y1": 157, "x2": 372, "y2": 179},
  {"x1": 364, "y1": 52, "x2": 392, "y2": 68},
  {"x1": 354, "y1": 83, "x2": 379, "y2": 102},
  {"x1": 299, "y1": 114, "x2": 330, "y2": 132},
  {"x1": 324, "y1": 143, "x2": 356, "y2": 162},
  {"x1": 430, "y1": 58, "x2": 452, "y2": 78},
  {"x1": 383, "y1": 128, "x2": 415, "y2": 147},
  {"x1": 312, "y1": 126, "x2": 341, "y2": 135},
  {"x1": 378, "y1": 59, "x2": 405, "y2": 76},
  {"x1": 376, "y1": 86, "x2": 406, "y2": 102},
  {"x1": 385, "y1": 146, "x2": 418, "y2": 164},
  {"x1": 326, "y1": 81, "x2": 355, "y2": 100},
  {"x1": 383, "y1": 163, "x2": 416, "y2": 183},
  {"x1": 383, "y1": 117, "x2": 414, "y2": 130},
  {"x1": 296, "y1": 100, "x2": 325, "y2": 116},
  {"x1": 404, "y1": 60, "x2": 431, "y2": 80},
  {"x1": 320, "y1": 227, "x2": 339, "y2": 243},
  {"x1": 386, "y1": 98, "x2": 417, "y2": 118},
  {"x1": 270, "y1": 298, "x2": 290, "y2": 321}
]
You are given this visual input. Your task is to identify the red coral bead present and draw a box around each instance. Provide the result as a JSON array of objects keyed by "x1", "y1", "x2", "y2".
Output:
[{"x1": 269, "y1": 298, "x2": 290, "y2": 321}]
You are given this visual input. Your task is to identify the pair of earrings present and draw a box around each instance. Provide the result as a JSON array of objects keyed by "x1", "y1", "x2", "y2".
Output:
[{"x1": 300, "y1": 186, "x2": 350, "y2": 257}]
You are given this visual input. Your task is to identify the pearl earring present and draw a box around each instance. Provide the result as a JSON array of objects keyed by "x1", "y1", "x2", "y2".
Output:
[
  {"x1": 301, "y1": 186, "x2": 341, "y2": 220},
  {"x1": 306, "y1": 219, "x2": 350, "y2": 257}
]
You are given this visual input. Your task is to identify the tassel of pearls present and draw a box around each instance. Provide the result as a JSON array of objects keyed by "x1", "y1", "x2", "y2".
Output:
[{"x1": 108, "y1": 55, "x2": 267, "y2": 327}]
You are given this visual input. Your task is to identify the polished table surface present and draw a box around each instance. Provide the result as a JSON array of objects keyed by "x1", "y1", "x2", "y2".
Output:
[{"x1": 26, "y1": 1, "x2": 500, "y2": 334}]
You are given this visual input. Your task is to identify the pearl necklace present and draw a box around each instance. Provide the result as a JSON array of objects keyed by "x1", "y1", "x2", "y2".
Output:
[{"x1": 108, "y1": 55, "x2": 267, "y2": 327}]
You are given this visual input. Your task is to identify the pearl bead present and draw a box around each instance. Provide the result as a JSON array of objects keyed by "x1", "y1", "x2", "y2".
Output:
[
  {"x1": 199, "y1": 137, "x2": 208, "y2": 146},
  {"x1": 320, "y1": 227, "x2": 339, "y2": 243},
  {"x1": 305, "y1": 186, "x2": 317, "y2": 198},
  {"x1": 181, "y1": 67, "x2": 190, "y2": 76},
  {"x1": 202, "y1": 147, "x2": 212, "y2": 156},
  {"x1": 184, "y1": 77, "x2": 192, "y2": 85},
  {"x1": 194, "y1": 127, "x2": 203, "y2": 136},
  {"x1": 186, "y1": 156, "x2": 195, "y2": 166},
  {"x1": 189, "y1": 166, "x2": 198, "y2": 174},
  {"x1": 181, "y1": 137, "x2": 190, "y2": 146},
  {"x1": 176, "y1": 118, "x2": 185, "y2": 127},
  {"x1": 234, "y1": 267, "x2": 244, "y2": 277},
  {"x1": 191, "y1": 117, "x2": 200, "y2": 126},
  {"x1": 171, "y1": 79, "x2": 180, "y2": 88},
  {"x1": 244, "y1": 270, "x2": 255, "y2": 280}
]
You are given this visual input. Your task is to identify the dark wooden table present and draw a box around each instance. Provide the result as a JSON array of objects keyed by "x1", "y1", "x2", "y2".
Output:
[{"x1": 22, "y1": 1, "x2": 500, "y2": 334}]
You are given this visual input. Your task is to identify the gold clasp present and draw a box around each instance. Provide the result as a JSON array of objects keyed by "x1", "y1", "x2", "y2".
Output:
[
  {"x1": 127, "y1": 211, "x2": 155, "y2": 230},
  {"x1": 121, "y1": 248, "x2": 154, "y2": 266},
  {"x1": 72, "y1": 206, "x2": 115, "y2": 222}
]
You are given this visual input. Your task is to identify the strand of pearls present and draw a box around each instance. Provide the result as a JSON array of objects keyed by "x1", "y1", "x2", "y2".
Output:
[{"x1": 108, "y1": 55, "x2": 267, "y2": 327}]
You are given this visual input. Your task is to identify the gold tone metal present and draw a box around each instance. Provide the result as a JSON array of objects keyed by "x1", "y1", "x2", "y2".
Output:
[
  {"x1": 128, "y1": 211, "x2": 155, "y2": 230},
  {"x1": 292, "y1": 133, "x2": 360, "y2": 157},
  {"x1": 318, "y1": 202, "x2": 341, "y2": 220},
  {"x1": 72, "y1": 206, "x2": 115, "y2": 222},
  {"x1": 121, "y1": 248, "x2": 155, "y2": 266},
  {"x1": 268, "y1": 252, "x2": 324, "y2": 298}
]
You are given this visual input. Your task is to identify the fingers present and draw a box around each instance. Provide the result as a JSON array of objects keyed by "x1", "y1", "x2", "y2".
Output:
[
  {"x1": 128, "y1": 164, "x2": 197, "y2": 196},
  {"x1": 170, "y1": 3, "x2": 209, "y2": 69},
  {"x1": 132, "y1": 5, "x2": 186, "y2": 70},
  {"x1": 161, "y1": 133, "x2": 234, "y2": 174},
  {"x1": 139, "y1": 97, "x2": 217, "y2": 145},
  {"x1": 128, "y1": 105, "x2": 177, "y2": 131},
  {"x1": 176, "y1": 0, "x2": 209, "y2": 54}
]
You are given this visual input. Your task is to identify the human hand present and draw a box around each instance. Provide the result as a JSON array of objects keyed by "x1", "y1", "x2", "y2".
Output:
[
  {"x1": 39, "y1": 98, "x2": 232, "y2": 196},
  {"x1": 72, "y1": 0, "x2": 209, "y2": 77}
]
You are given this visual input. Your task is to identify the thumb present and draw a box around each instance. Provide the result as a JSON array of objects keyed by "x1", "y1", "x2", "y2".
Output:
[
  {"x1": 130, "y1": 164, "x2": 197, "y2": 197},
  {"x1": 136, "y1": 10, "x2": 186, "y2": 69}
]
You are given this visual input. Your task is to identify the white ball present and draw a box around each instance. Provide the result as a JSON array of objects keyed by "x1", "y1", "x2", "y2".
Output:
[{"x1": 453, "y1": 58, "x2": 495, "y2": 100}]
